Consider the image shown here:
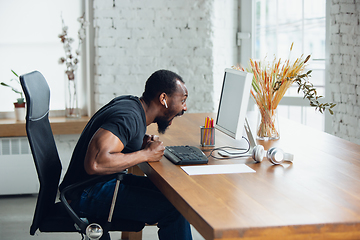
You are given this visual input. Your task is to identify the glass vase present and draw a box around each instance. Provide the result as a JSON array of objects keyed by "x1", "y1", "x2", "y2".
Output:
[
  {"x1": 256, "y1": 107, "x2": 280, "y2": 140},
  {"x1": 64, "y1": 71, "x2": 81, "y2": 118}
]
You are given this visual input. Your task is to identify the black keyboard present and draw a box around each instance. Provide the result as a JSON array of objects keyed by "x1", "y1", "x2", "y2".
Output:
[{"x1": 164, "y1": 145, "x2": 208, "y2": 165}]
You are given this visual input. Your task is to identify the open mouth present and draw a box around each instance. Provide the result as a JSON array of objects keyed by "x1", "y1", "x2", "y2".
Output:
[
  {"x1": 168, "y1": 111, "x2": 185, "y2": 126},
  {"x1": 176, "y1": 110, "x2": 185, "y2": 117}
]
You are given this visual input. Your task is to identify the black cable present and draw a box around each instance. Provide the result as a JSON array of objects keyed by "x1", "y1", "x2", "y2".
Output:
[{"x1": 204, "y1": 136, "x2": 251, "y2": 159}]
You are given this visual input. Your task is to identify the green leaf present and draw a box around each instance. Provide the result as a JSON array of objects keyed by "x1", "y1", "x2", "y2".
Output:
[{"x1": 11, "y1": 69, "x2": 19, "y2": 77}]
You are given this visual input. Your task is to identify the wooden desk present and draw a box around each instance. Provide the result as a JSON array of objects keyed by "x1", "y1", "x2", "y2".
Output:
[{"x1": 139, "y1": 113, "x2": 360, "y2": 240}]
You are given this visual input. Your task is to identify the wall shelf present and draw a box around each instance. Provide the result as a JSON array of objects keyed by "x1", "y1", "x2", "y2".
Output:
[{"x1": 0, "y1": 116, "x2": 90, "y2": 137}]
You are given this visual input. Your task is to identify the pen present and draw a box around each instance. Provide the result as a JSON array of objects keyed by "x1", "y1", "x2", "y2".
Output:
[
  {"x1": 209, "y1": 118, "x2": 214, "y2": 145},
  {"x1": 204, "y1": 117, "x2": 209, "y2": 145}
]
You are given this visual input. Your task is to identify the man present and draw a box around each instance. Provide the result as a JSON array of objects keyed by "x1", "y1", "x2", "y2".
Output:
[{"x1": 59, "y1": 70, "x2": 191, "y2": 240}]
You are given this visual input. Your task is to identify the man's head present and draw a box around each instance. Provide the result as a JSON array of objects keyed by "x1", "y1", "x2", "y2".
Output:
[{"x1": 141, "y1": 70, "x2": 188, "y2": 134}]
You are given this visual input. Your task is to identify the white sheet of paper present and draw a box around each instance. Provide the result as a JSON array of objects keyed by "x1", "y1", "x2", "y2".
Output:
[{"x1": 181, "y1": 164, "x2": 255, "y2": 176}]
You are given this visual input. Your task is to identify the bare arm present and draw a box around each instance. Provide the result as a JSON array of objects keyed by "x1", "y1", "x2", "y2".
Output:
[{"x1": 84, "y1": 128, "x2": 164, "y2": 175}]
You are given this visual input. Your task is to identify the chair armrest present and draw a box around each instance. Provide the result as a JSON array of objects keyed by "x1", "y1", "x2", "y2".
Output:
[{"x1": 60, "y1": 171, "x2": 127, "y2": 233}]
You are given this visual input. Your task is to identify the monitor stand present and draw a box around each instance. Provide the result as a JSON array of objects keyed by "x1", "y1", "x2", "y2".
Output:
[
  {"x1": 244, "y1": 117, "x2": 256, "y2": 149},
  {"x1": 217, "y1": 118, "x2": 256, "y2": 157}
]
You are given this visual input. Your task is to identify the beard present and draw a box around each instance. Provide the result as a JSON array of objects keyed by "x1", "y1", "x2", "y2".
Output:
[
  {"x1": 156, "y1": 117, "x2": 171, "y2": 134},
  {"x1": 155, "y1": 110, "x2": 185, "y2": 134}
]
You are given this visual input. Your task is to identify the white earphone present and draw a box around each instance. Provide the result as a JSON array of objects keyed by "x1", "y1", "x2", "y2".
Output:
[{"x1": 163, "y1": 99, "x2": 168, "y2": 108}]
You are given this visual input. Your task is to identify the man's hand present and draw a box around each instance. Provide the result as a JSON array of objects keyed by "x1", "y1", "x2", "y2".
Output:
[
  {"x1": 142, "y1": 134, "x2": 160, "y2": 149},
  {"x1": 143, "y1": 139, "x2": 165, "y2": 162}
]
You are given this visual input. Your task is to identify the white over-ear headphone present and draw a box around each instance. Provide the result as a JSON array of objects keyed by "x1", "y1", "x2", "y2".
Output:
[
  {"x1": 250, "y1": 145, "x2": 294, "y2": 164},
  {"x1": 218, "y1": 118, "x2": 294, "y2": 165},
  {"x1": 217, "y1": 145, "x2": 293, "y2": 165},
  {"x1": 163, "y1": 99, "x2": 168, "y2": 108},
  {"x1": 245, "y1": 118, "x2": 294, "y2": 164}
]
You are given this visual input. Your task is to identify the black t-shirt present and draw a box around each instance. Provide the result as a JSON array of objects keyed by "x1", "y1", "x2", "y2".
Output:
[{"x1": 59, "y1": 95, "x2": 146, "y2": 192}]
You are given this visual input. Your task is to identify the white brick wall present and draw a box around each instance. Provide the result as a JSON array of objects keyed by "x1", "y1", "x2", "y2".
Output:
[
  {"x1": 93, "y1": 0, "x2": 238, "y2": 113},
  {"x1": 329, "y1": 0, "x2": 360, "y2": 144},
  {"x1": 212, "y1": 0, "x2": 239, "y2": 110}
]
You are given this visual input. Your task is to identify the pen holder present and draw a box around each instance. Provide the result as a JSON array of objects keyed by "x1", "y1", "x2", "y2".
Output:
[{"x1": 200, "y1": 126, "x2": 215, "y2": 147}]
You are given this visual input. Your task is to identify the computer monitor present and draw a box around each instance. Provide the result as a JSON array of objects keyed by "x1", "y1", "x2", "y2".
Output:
[{"x1": 215, "y1": 68, "x2": 253, "y2": 140}]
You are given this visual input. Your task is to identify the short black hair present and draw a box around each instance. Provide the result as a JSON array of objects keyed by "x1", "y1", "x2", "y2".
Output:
[{"x1": 141, "y1": 69, "x2": 184, "y2": 104}]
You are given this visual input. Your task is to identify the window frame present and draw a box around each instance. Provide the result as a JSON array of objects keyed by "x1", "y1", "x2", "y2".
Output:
[
  {"x1": 239, "y1": 0, "x2": 332, "y2": 133},
  {"x1": 0, "y1": 0, "x2": 94, "y2": 119}
]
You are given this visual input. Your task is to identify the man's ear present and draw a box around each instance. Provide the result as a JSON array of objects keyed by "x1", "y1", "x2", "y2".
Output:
[{"x1": 159, "y1": 93, "x2": 168, "y2": 108}]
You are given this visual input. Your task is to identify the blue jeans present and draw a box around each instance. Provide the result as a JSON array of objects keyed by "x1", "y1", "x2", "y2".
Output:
[{"x1": 71, "y1": 174, "x2": 192, "y2": 240}]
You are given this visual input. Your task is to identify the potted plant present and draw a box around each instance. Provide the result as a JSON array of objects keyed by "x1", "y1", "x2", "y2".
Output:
[
  {"x1": 58, "y1": 13, "x2": 88, "y2": 118},
  {"x1": 1, "y1": 70, "x2": 26, "y2": 121}
]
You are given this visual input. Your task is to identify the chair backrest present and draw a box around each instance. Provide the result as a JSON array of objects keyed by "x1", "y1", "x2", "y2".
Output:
[{"x1": 20, "y1": 71, "x2": 62, "y2": 235}]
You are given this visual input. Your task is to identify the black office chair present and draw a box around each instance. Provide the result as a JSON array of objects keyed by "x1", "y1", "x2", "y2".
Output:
[{"x1": 20, "y1": 71, "x2": 145, "y2": 240}]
